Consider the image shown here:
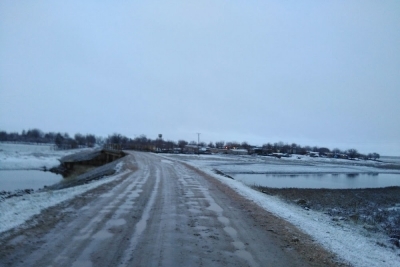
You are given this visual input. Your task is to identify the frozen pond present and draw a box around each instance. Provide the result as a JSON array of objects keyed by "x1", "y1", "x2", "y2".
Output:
[
  {"x1": 0, "y1": 170, "x2": 63, "y2": 191},
  {"x1": 232, "y1": 173, "x2": 400, "y2": 189}
]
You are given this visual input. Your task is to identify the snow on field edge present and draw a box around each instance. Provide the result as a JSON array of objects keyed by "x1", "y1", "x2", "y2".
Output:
[{"x1": 160, "y1": 154, "x2": 400, "y2": 267}]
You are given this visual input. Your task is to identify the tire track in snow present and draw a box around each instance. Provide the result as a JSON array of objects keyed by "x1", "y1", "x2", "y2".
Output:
[
  {"x1": 52, "y1": 168, "x2": 150, "y2": 267},
  {"x1": 199, "y1": 185, "x2": 258, "y2": 267},
  {"x1": 118, "y1": 167, "x2": 161, "y2": 266},
  {"x1": 174, "y1": 163, "x2": 259, "y2": 267}
]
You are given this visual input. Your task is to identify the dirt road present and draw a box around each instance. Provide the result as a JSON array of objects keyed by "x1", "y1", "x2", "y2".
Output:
[{"x1": 0, "y1": 152, "x2": 342, "y2": 267}]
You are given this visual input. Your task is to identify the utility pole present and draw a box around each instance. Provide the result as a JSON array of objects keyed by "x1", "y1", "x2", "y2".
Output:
[{"x1": 197, "y1": 133, "x2": 200, "y2": 155}]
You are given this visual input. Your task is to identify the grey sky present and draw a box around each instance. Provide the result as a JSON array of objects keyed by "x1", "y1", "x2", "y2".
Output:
[{"x1": 1, "y1": 1, "x2": 399, "y2": 155}]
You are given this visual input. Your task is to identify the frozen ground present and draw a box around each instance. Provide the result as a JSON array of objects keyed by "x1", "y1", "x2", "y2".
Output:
[
  {"x1": 161, "y1": 153, "x2": 400, "y2": 267},
  {"x1": 1, "y1": 145, "x2": 400, "y2": 266}
]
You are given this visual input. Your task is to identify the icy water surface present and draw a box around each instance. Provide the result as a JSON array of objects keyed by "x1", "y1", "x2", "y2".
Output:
[
  {"x1": 232, "y1": 173, "x2": 400, "y2": 189},
  {"x1": 0, "y1": 170, "x2": 63, "y2": 191}
]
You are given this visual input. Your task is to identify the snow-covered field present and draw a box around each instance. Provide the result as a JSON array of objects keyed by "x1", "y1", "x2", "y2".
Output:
[
  {"x1": 0, "y1": 142, "x2": 90, "y2": 170},
  {"x1": 161, "y1": 153, "x2": 400, "y2": 267},
  {"x1": 166, "y1": 153, "x2": 400, "y2": 175}
]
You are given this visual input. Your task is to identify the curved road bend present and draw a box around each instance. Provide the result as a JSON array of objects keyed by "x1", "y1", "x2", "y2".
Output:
[{"x1": 0, "y1": 152, "x2": 341, "y2": 267}]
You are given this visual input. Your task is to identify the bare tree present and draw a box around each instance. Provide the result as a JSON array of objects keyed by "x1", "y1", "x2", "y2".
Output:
[
  {"x1": 240, "y1": 141, "x2": 252, "y2": 152},
  {"x1": 281, "y1": 143, "x2": 291, "y2": 154},
  {"x1": 85, "y1": 134, "x2": 96, "y2": 147},
  {"x1": 55, "y1": 133, "x2": 64, "y2": 148},
  {"x1": 178, "y1": 140, "x2": 188, "y2": 150},
  {"x1": 262, "y1": 143, "x2": 273, "y2": 154},
  {"x1": 199, "y1": 142, "x2": 206, "y2": 147},
  {"x1": 226, "y1": 141, "x2": 240, "y2": 149},
  {"x1": 0, "y1": 131, "x2": 7, "y2": 141},
  {"x1": 215, "y1": 141, "x2": 225, "y2": 149},
  {"x1": 317, "y1": 147, "x2": 330, "y2": 156},
  {"x1": 107, "y1": 133, "x2": 123, "y2": 144},
  {"x1": 346, "y1": 149, "x2": 359, "y2": 159},
  {"x1": 26, "y1": 128, "x2": 43, "y2": 143},
  {"x1": 74, "y1": 133, "x2": 86, "y2": 146},
  {"x1": 44, "y1": 132, "x2": 56, "y2": 143},
  {"x1": 369, "y1": 152, "x2": 380, "y2": 160}
]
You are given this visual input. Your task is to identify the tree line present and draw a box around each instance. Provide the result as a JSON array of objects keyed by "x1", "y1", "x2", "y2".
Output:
[
  {"x1": 0, "y1": 129, "x2": 380, "y2": 160},
  {"x1": 0, "y1": 129, "x2": 97, "y2": 149},
  {"x1": 104, "y1": 133, "x2": 380, "y2": 160}
]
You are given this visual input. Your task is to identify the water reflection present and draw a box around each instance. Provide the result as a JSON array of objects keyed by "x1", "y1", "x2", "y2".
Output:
[
  {"x1": 232, "y1": 172, "x2": 400, "y2": 189},
  {"x1": 270, "y1": 173, "x2": 327, "y2": 178},
  {"x1": 0, "y1": 170, "x2": 63, "y2": 191},
  {"x1": 346, "y1": 173, "x2": 359, "y2": 178}
]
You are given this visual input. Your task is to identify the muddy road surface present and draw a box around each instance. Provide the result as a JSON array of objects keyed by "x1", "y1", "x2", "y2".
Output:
[{"x1": 0, "y1": 152, "x2": 342, "y2": 267}]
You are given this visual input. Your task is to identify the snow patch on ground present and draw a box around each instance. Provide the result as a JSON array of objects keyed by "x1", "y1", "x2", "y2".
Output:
[
  {"x1": 0, "y1": 169, "x2": 128, "y2": 234},
  {"x1": 114, "y1": 161, "x2": 124, "y2": 173}
]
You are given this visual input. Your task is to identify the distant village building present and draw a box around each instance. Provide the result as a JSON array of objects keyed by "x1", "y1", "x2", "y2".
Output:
[
  {"x1": 249, "y1": 147, "x2": 263, "y2": 155},
  {"x1": 226, "y1": 149, "x2": 248, "y2": 155},
  {"x1": 307, "y1": 152, "x2": 319, "y2": 157},
  {"x1": 183, "y1": 144, "x2": 199, "y2": 154},
  {"x1": 206, "y1": 148, "x2": 225, "y2": 154}
]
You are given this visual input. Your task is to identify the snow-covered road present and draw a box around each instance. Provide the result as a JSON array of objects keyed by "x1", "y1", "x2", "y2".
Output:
[{"x1": 0, "y1": 152, "x2": 331, "y2": 267}]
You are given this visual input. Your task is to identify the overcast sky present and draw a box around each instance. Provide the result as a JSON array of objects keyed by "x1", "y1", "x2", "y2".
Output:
[{"x1": 1, "y1": 1, "x2": 399, "y2": 156}]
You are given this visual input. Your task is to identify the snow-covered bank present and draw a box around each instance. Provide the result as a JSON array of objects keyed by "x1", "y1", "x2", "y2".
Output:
[
  {"x1": 0, "y1": 143, "x2": 127, "y2": 234},
  {"x1": 161, "y1": 154, "x2": 400, "y2": 267},
  {"x1": 0, "y1": 165, "x2": 127, "y2": 234},
  {"x1": 0, "y1": 143, "x2": 90, "y2": 170}
]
